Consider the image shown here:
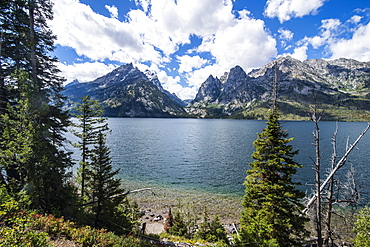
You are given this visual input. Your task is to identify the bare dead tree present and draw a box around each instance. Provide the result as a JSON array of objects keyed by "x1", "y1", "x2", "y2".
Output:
[
  {"x1": 303, "y1": 122, "x2": 370, "y2": 214},
  {"x1": 323, "y1": 123, "x2": 338, "y2": 247},
  {"x1": 310, "y1": 100, "x2": 324, "y2": 247}
]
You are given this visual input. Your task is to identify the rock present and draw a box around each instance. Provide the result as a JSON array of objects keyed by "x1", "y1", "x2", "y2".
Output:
[{"x1": 153, "y1": 215, "x2": 163, "y2": 221}]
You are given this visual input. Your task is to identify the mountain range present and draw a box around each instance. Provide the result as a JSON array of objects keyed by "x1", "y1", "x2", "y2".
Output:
[
  {"x1": 63, "y1": 63, "x2": 186, "y2": 117},
  {"x1": 63, "y1": 56, "x2": 370, "y2": 121}
]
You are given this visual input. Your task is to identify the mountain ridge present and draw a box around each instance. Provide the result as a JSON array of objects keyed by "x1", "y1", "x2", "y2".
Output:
[
  {"x1": 63, "y1": 63, "x2": 187, "y2": 117},
  {"x1": 63, "y1": 57, "x2": 370, "y2": 121},
  {"x1": 187, "y1": 56, "x2": 370, "y2": 120}
]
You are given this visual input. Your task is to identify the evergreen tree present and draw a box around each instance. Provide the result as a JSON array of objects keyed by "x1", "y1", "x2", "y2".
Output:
[
  {"x1": 86, "y1": 128, "x2": 125, "y2": 226},
  {"x1": 238, "y1": 108, "x2": 308, "y2": 246},
  {"x1": 0, "y1": 70, "x2": 34, "y2": 192},
  {"x1": 195, "y1": 208, "x2": 229, "y2": 244},
  {"x1": 169, "y1": 210, "x2": 188, "y2": 237},
  {"x1": 0, "y1": 0, "x2": 73, "y2": 213},
  {"x1": 72, "y1": 95, "x2": 107, "y2": 198}
]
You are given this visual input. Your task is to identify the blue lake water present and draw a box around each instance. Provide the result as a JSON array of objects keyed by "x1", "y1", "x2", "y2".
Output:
[{"x1": 67, "y1": 118, "x2": 370, "y2": 202}]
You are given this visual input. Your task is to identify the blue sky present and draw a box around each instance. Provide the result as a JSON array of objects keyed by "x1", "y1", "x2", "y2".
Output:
[{"x1": 50, "y1": 0, "x2": 370, "y2": 100}]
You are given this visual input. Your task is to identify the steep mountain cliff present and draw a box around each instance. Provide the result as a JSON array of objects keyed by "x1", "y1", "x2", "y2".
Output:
[
  {"x1": 188, "y1": 56, "x2": 370, "y2": 120},
  {"x1": 63, "y1": 63, "x2": 187, "y2": 117}
]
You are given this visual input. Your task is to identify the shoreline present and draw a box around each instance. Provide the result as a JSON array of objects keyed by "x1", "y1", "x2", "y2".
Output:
[{"x1": 124, "y1": 182, "x2": 243, "y2": 234}]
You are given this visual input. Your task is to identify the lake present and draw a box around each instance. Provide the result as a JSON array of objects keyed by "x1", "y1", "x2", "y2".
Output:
[{"x1": 67, "y1": 118, "x2": 370, "y2": 203}]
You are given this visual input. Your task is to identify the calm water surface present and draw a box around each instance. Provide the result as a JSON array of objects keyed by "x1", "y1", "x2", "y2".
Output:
[{"x1": 68, "y1": 118, "x2": 370, "y2": 201}]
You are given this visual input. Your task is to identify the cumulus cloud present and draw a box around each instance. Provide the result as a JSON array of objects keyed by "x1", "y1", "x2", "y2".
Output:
[
  {"x1": 299, "y1": 19, "x2": 341, "y2": 49},
  {"x1": 51, "y1": 0, "x2": 278, "y2": 99},
  {"x1": 197, "y1": 10, "x2": 277, "y2": 73},
  {"x1": 330, "y1": 22, "x2": 370, "y2": 61},
  {"x1": 58, "y1": 62, "x2": 117, "y2": 83},
  {"x1": 51, "y1": 0, "x2": 157, "y2": 63},
  {"x1": 278, "y1": 28, "x2": 293, "y2": 40},
  {"x1": 105, "y1": 5, "x2": 118, "y2": 19},
  {"x1": 177, "y1": 55, "x2": 208, "y2": 73},
  {"x1": 264, "y1": 0, "x2": 326, "y2": 23},
  {"x1": 349, "y1": 15, "x2": 363, "y2": 24}
]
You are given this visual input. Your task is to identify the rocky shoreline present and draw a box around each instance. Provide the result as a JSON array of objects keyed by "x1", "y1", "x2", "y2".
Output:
[{"x1": 125, "y1": 183, "x2": 243, "y2": 234}]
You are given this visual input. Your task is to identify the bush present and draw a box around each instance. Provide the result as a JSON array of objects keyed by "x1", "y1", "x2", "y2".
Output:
[
  {"x1": 195, "y1": 209, "x2": 229, "y2": 244},
  {"x1": 354, "y1": 205, "x2": 370, "y2": 247},
  {"x1": 0, "y1": 187, "x2": 51, "y2": 246}
]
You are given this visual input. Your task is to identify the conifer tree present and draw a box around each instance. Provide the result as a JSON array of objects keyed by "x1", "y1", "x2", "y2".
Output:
[
  {"x1": 195, "y1": 208, "x2": 229, "y2": 244},
  {"x1": 72, "y1": 95, "x2": 107, "y2": 198},
  {"x1": 1, "y1": 0, "x2": 73, "y2": 213},
  {"x1": 238, "y1": 62, "x2": 308, "y2": 246},
  {"x1": 0, "y1": 70, "x2": 34, "y2": 192},
  {"x1": 86, "y1": 128, "x2": 125, "y2": 227},
  {"x1": 238, "y1": 107, "x2": 308, "y2": 246}
]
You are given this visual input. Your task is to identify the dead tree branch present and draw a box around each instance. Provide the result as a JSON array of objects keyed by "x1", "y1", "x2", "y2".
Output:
[{"x1": 303, "y1": 123, "x2": 370, "y2": 214}]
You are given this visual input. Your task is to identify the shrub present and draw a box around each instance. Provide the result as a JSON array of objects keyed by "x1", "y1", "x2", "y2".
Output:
[{"x1": 354, "y1": 205, "x2": 370, "y2": 247}]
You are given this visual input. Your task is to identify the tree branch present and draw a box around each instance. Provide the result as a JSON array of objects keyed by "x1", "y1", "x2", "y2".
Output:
[{"x1": 303, "y1": 123, "x2": 370, "y2": 214}]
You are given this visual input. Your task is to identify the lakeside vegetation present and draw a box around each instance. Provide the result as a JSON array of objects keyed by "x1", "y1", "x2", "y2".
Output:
[{"x1": 1, "y1": 1, "x2": 370, "y2": 246}]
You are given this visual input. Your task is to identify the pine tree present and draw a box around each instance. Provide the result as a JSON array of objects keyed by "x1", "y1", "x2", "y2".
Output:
[
  {"x1": 238, "y1": 107, "x2": 308, "y2": 246},
  {"x1": 0, "y1": 0, "x2": 73, "y2": 213},
  {"x1": 86, "y1": 128, "x2": 125, "y2": 227},
  {"x1": 0, "y1": 70, "x2": 34, "y2": 192},
  {"x1": 72, "y1": 95, "x2": 107, "y2": 198},
  {"x1": 195, "y1": 208, "x2": 229, "y2": 244}
]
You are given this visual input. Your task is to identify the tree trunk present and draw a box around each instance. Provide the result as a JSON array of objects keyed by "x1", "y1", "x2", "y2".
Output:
[
  {"x1": 323, "y1": 124, "x2": 338, "y2": 247},
  {"x1": 313, "y1": 112, "x2": 323, "y2": 247},
  {"x1": 28, "y1": 0, "x2": 38, "y2": 87}
]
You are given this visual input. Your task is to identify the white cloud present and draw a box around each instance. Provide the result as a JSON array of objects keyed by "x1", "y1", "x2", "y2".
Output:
[
  {"x1": 59, "y1": 62, "x2": 118, "y2": 83},
  {"x1": 279, "y1": 45, "x2": 308, "y2": 61},
  {"x1": 300, "y1": 19, "x2": 341, "y2": 49},
  {"x1": 349, "y1": 15, "x2": 363, "y2": 24},
  {"x1": 291, "y1": 45, "x2": 308, "y2": 61},
  {"x1": 330, "y1": 22, "x2": 370, "y2": 61},
  {"x1": 278, "y1": 28, "x2": 293, "y2": 40},
  {"x1": 51, "y1": 0, "x2": 278, "y2": 99},
  {"x1": 198, "y1": 10, "x2": 277, "y2": 73},
  {"x1": 105, "y1": 5, "x2": 118, "y2": 19},
  {"x1": 264, "y1": 0, "x2": 326, "y2": 23},
  {"x1": 177, "y1": 55, "x2": 208, "y2": 73},
  {"x1": 51, "y1": 0, "x2": 158, "y2": 63},
  {"x1": 157, "y1": 71, "x2": 197, "y2": 99}
]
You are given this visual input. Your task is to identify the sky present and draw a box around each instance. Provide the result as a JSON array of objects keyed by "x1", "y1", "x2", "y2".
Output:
[{"x1": 50, "y1": 0, "x2": 370, "y2": 100}]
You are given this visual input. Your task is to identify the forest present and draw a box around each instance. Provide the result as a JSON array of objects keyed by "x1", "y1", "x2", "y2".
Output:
[{"x1": 1, "y1": 1, "x2": 370, "y2": 246}]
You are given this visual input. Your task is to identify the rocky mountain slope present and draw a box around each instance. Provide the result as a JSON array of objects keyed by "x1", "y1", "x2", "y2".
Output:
[
  {"x1": 63, "y1": 63, "x2": 187, "y2": 117},
  {"x1": 188, "y1": 56, "x2": 370, "y2": 120},
  {"x1": 63, "y1": 57, "x2": 370, "y2": 120}
]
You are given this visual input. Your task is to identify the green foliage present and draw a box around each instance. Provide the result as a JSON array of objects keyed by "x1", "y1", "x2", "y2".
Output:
[
  {"x1": 168, "y1": 200, "x2": 199, "y2": 238},
  {"x1": 354, "y1": 205, "x2": 370, "y2": 247},
  {"x1": 72, "y1": 95, "x2": 108, "y2": 198},
  {"x1": 0, "y1": 186, "x2": 151, "y2": 246},
  {"x1": 239, "y1": 108, "x2": 308, "y2": 246},
  {"x1": 0, "y1": 186, "x2": 51, "y2": 247},
  {"x1": 1, "y1": 0, "x2": 74, "y2": 213},
  {"x1": 195, "y1": 208, "x2": 229, "y2": 244},
  {"x1": 73, "y1": 96, "x2": 139, "y2": 235},
  {"x1": 169, "y1": 209, "x2": 188, "y2": 237}
]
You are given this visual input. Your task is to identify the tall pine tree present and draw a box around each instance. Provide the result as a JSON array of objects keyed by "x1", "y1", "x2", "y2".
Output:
[
  {"x1": 86, "y1": 128, "x2": 126, "y2": 228},
  {"x1": 238, "y1": 64, "x2": 308, "y2": 246},
  {"x1": 0, "y1": 0, "x2": 73, "y2": 213},
  {"x1": 72, "y1": 95, "x2": 107, "y2": 198}
]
